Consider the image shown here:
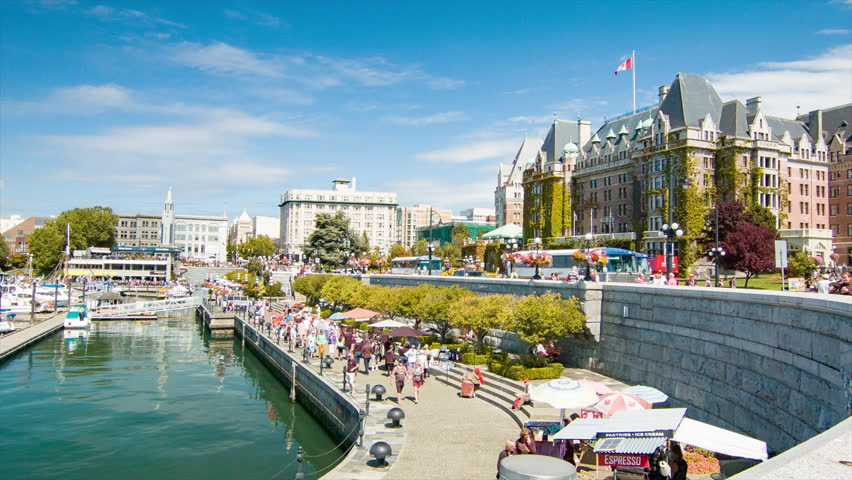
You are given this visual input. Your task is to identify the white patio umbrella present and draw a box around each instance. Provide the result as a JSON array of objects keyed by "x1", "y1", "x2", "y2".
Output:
[
  {"x1": 530, "y1": 379, "x2": 599, "y2": 421},
  {"x1": 623, "y1": 385, "x2": 669, "y2": 404},
  {"x1": 369, "y1": 319, "x2": 407, "y2": 329}
]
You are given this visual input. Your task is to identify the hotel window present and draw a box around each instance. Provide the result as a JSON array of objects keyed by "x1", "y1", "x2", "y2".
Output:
[
  {"x1": 848, "y1": 224, "x2": 852, "y2": 236},
  {"x1": 848, "y1": 185, "x2": 852, "y2": 196}
]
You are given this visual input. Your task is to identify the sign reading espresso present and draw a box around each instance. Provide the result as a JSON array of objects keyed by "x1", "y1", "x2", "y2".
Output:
[{"x1": 597, "y1": 453, "x2": 650, "y2": 468}]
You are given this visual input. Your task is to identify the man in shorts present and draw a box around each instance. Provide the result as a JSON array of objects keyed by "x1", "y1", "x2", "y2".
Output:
[{"x1": 345, "y1": 353, "x2": 358, "y2": 393}]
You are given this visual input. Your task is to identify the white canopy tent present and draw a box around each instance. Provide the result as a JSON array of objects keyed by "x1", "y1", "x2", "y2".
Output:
[{"x1": 673, "y1": 417, "x2": 768, "y2": 461}]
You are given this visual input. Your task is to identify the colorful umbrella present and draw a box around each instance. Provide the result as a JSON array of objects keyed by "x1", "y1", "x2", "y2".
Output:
[
  {"x1": 623, "y1": 385, "x2": 669, "y2": 404},
  {"x1": 576, "y1": 378, "x2": 615, "y2": 396},
  {"x1": 593, "y1": 392, "x2": 650, "y2": 416}
]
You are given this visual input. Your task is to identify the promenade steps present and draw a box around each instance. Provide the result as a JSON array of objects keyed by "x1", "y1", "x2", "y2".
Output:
[{"x1": 433, "y1": 362, "x2": 535, "y2": 428}]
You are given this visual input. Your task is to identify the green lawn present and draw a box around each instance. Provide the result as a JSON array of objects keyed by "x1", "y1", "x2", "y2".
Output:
[{"x1": 740, "y1": 275, "x2": 785, "y2": 290}]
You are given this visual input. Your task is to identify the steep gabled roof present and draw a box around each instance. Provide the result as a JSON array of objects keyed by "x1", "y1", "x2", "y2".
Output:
[
  {"x1": 506, "y1": 137, "x2": 542, "y2": 184},
  {"x1": 766, "y1": 116, "x2": 809, "y2": 143},
  {"x1": 659, "y1": 73, "x2": 723, "y2": 129},
  {"x1": 719, "y1": 100, "x2": 749, "y2": 138},
  {"x1": 542, "y1": 119, "x2": 579, "y2": 163}
]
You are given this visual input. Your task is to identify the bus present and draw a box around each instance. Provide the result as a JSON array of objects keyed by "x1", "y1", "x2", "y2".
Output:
[
  {"x1": 509, "y1": 248, "x2": 649, "y2": 279},
  {"x1": 389, "y1": 256, "x2": 443, "y2": 275}
]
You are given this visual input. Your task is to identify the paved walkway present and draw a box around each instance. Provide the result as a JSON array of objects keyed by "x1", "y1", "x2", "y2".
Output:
[
  {"x1": 0, "y1": 312, "x2": 63, "y2": 361},
  {"x1": 251, "y1": 316, "x2": 519, "y2": 479}
]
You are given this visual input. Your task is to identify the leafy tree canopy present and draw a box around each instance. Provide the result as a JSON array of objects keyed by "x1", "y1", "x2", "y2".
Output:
[
  {"x1": 388, "y1": 243, "x2": 410, "y2": 260},
  {"x1": 787, "y1": 251, "x2": 817, "y2": 278},
  {"x1": 721, "y1": 222, "x2": 777, "y2": 287},
  {"x1": 747, "y1": 205, "x2": 778, "y2": 234},
  {"x1": 416, "y1": 285, "x2": 473, "y2": 342},
  {"x1": 451, "y1": 223, "x2": 471, "y2": 247},
  {"x1": 411, "y1": 239, "x2": 428, "y2": 256},
  {"x1": 238, "y1": 235, "x2": 276, "y2": 258},
  {"x1": 29, "y1": 206, "x2": 118, "y2": 276},
  {"x1": 304, "y1": 211, "x2": 361, "y2": 266},
  {"x1": 0, "y1": 239, "x2": 10, "y2": 271},
  {"x1": 510, "y1": 292, "x2": 586, "y2": 346},
  {"x1": 448, "y1": 294, "x2": 514, "y2": 352}
]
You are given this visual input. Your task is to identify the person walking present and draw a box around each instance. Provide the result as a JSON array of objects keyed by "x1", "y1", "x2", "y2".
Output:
[
  {"x1": 316, "y1": 330, "x2": 328, "y2": 359},
  {"x1": 384, "y1": 347, "x2": 396, "y2": 376},
  {"x1": 390, "y1": 361, "x2": 409, "y2": 403},
  {"x1": 410, "y1": 361, "x2": 424, "y2": 404},
  {"x1": 345, "y1": 353, "x2": 358, "y2": 393},
  {"x1": 360, "y1": 339, "x2": 373, "y2": 373}
]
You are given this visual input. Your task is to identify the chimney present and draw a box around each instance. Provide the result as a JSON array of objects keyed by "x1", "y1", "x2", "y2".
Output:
[
  {"x1": 746, "y1": 96, "x2": 762, "y2": 115},
  {"x1": 578, "y1": 119, "x2": 592, "y2": 146},
  {"x1": 808, "y1": 110, "x2": 824, "y2": 143},
  {"x1": 351, "y1": 176, "x2": 357, "y2": 191},
  {"x1": 658, "y1": 85, "x2": 670, "y2": 106}
]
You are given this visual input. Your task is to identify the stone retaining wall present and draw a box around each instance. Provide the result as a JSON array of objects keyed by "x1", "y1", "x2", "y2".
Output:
[{"x1": 364, "y1": 275, "x2": 851, "y2": 453}]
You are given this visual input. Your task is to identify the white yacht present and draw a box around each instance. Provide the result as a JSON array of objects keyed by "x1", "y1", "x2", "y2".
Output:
[{"x1": 64, "y1": 304, "x2": 91, "y2": 329}]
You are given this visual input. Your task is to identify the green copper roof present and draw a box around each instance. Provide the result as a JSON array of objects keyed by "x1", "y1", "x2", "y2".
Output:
[
  {"x1": 605, "y1": 128, "x2": 616, "y2": 138},
  {"x1": 562, "y1": 142, "x2": 579, "y2": 153},
  {"x1": 591, "y1": 133, "x2": 601, "y2": 143},
  {"x1": 618, "y1": 125, "x2": 629, "y2": 135}
]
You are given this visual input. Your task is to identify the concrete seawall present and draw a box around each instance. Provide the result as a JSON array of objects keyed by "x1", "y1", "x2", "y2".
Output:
[
  {"x1": 233, "y1": 317, "x2": 363, "y2": 448},
  {"x1": 363, "y1": 275, "x2": 851, "y2": 454}
]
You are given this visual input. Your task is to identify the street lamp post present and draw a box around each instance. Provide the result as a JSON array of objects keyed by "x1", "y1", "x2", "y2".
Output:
[
  {"x1": 709, "y1": 205, "x2": 724, "y2": 287},
  {"x1": 532, "y1": 237, "x2": 542, "y2": 280},
  {"x1": 426, "y1": 242, "x2": 434, "y2": 276},
  {"x1": 660, "y1": 223, "x2": 684, "y2": 274},
  {"x1": 506, "y1": 238, "x2": 518, "y2": 276},
  {"x1": 584, "y1": 233, "x2": 594, "y2": 281}
]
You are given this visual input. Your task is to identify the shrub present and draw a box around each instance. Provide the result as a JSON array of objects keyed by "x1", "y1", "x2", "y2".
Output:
[
  {"x1": 486, "y1": 359, "x2": 562, "y2": 381},
  {"x1": 460, "y1": 353, "x2": 490, "y2": 365},
  {"x1": 320, "y1": 308, "x2": 333, "y2": 318},
  {"x1": 520, "y1": 355, "x2": 552, "y2": 369},
  {"x1": 342, "y1": 319, "x2": 356, "y2": 326}
]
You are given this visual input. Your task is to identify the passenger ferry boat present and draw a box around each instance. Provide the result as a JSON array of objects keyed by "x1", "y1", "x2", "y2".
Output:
[{"x1": 64, "y1": 304, "x2": 91, "y2": 329}]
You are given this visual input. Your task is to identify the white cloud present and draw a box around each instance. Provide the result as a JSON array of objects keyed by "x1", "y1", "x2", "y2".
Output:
[
  {"x1": 85, "y1": 4, "x2": 186, "y2": 28},
  {"x1": 257, "y1": 14, "x2": 281, "y2": 28},
  {"x1": 428, "y1": 77, "x2": 465, "y2": 89},
  {"x1": 415, "y1": 139, "x2": 521, "y2": 163},
  {"x1": 709, "y1": 44, "x2": 852, "y2": 116},
  {"x1": 507, "y1": 115, "x2": 554, "y2": 125},
  {"x1": 316, "y1": 55, "x2": 464, "y2": 89},
  {"x1": 254, "y1": 88, "x2": 314, "y2": 105},
  {"x1": 224, "y1": 9, "x2": 281, "y2": 28},
  {"x1": 504, "y1": 88, "x2": 531, "y2": 95},
  {"x1": 172, "y1": 41, "x2": 286, "y2": 77},
  {"x1": 817, "y1": 28, "x2": 850, "y2": 35},
  {"x1": 223, "y1": 9, "x2": 246, "y2": 20},
  {"x1": 54, "y1": 84, "x2": 134, "y2": 109},
  {"x1": 383, "y1": 111, "x2": 468, "y2": 126},
  {"x1": 385, "y1": 177, "x2": 494, "y2": 209}
]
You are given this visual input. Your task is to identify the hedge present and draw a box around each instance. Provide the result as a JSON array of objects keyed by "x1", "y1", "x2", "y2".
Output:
[
  {"x1": 460, "y1": 352, "x2": 490, "y2": 365},
  {"x1": 488, "y1": 360, "x2": 563, "y2": 381},
  {"x1": 431, "y1": 342, "x2": 471, "y2": 353}
]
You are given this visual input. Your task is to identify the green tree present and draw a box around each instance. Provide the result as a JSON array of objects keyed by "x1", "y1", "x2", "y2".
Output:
[
  {"x1": 320, "y1": 276, "x2": 363, "y2": 309},
  {"x1": 355, "y1": 231, "x2": 370, "y2": 254},
  {"x1": 436, "y1": 243, "x2": 460, "y2": 265},
  {"x1": 787, "y1": 251, "x2": 817, "y2": 278},
  {"x1": 451, "y1": 223, "x2": 471, "y2": 247},
  {"x1": 238, "y1": 235, "x2": 276, "y2": 258},
  {"x1": 393, "y1": 284, "x2": 431, "y2": 324},
  {"x1": 448, "y1": 294, "x2": 514, "y2": 352},
  {"x1": 361, "y1": 286, "x2": 399, "y2": 318},
  {"x1": 29, "y1": 206, "x2": 118, "y2": 275},
  {"x1": 509, "y1": 292, "x2": 586, "y2": 346},
  {"x1": 748, "y1": 205, "x2": 778, "y2": 234},
  {"x1": 226, "y1": 239, "x2": 237, "y2": 262},
  {"x1": 411, "y1": 239, "x2": 428, "y2": 256},
  {"x1": 246, "y1": 259, "x2": 263, "y2": 278},
  {"x1": 415, "y1": 285, "x2": 473, "y2": 342},
  {"x1": 292, "y1": 274, "x2": 332, "y2": 304},
  {"x1": 304, "y1": 211, "x2": 359, "y2": 266},
  {"x1": 0, "y1": 239, "x2": 10, "y2": 271},
  {"x1": 388, "y1": 243, "x2": 409, "y2": 260}
]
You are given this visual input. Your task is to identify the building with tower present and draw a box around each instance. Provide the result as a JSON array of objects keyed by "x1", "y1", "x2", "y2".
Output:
[
  {"x1": 396, "y1": 205, "x2": 453, "y2": 248},
  {"x1": 495, "y1": 137, "x2": 541, "y2": 228}
]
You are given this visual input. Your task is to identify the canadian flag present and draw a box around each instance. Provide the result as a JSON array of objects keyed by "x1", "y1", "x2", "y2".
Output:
[{"x1": 614, "y1": 57, "x2": 632, "y2": 76}]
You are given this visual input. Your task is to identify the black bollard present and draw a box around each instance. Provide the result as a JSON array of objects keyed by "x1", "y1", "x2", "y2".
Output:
[{"x1": 295, "y1": 445, "x2": 304, "y2": 480}]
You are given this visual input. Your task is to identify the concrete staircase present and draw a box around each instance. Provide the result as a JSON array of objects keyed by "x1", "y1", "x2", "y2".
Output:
[{"x1": 432, "y1": 362, "x2": 548, "y2": 428}]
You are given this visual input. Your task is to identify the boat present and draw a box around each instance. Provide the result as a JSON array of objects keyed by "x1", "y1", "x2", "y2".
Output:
[
  {"x1": 166, "y1": 285, "x2": 190, "y2": 297},
  {"x1": 0, "y1": 314, "x2": 15, "y2": 334},
  {"x1": 64, "y1": 304, "x2": 91, "y2": 329}
]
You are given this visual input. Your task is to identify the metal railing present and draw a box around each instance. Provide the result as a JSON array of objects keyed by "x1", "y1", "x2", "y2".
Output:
[{"x1": 92, "y1": 296, "x2": 203, "y2": 317}]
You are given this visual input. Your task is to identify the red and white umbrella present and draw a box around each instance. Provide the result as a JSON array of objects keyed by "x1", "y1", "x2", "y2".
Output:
[
  {"x1": 576, "y1": 378, "x2": 615, "y2": 396},
  {"x1": 593, "y1": 392, "x2": 650, "y2": 416}
]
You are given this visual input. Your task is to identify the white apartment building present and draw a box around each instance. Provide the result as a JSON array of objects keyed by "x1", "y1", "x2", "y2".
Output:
[
  {"x1": 279, "y1": 178, "x2": 397, "y2": 258},
  {"x1": 396, "y1": 205, "x2": 453, "y2": 248},
  {"x1": 253, "y1": 215, "x2": 280, "y2": 242},
  {"x1": 172, "y1": 215, "x2": 228, "y2": 262},
  {"x1": 459, "y1": 207, "x2": 496, "y2": 224}
]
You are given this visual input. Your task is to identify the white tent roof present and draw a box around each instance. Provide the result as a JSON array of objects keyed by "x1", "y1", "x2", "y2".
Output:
[
  {"x1": 369, "y1": 319, "x2": 406, "y2": 328},
  {"x1": 673, "y1": 417, "x2": 768, "y2": 461},
  {"x1": 481, "y1": 223, "x2": 523, "y2": 240}
]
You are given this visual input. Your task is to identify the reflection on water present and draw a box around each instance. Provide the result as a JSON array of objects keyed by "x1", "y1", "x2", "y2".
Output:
[{"x1": 0, "y1": 319, "x2": 344, "y2": 480}]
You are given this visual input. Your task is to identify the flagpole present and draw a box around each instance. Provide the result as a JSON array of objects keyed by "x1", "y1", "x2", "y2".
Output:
[{"x1": 632, "y1": 50, "x2": 636, "y2": 115}]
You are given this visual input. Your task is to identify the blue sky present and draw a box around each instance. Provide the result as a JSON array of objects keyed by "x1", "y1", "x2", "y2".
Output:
[{"x1": 1, "y1": 0, "x2": 850, "y2": 221}]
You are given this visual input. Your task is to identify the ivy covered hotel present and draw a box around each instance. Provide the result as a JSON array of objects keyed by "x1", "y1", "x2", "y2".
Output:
[{"x1": 506, "y1": 72, "x2": 847, "y2": 267}]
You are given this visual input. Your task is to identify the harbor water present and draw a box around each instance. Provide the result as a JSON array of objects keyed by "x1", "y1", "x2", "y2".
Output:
[{"x1": 0, "y1": 319, "x2": 345, "y2": 479}]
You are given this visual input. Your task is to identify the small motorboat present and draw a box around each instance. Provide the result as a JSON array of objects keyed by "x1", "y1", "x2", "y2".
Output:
[
  {"x1": 64, "y1": 304, "x2": 91, "y2": 329},
  {"x1": 0, "y1": 313, "x2": 16, "y2": 334}
]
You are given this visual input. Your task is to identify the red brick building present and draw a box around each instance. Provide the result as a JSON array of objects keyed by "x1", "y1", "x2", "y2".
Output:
[{"x1": 2, "y1": 217, "x2": 53, "y2": 255}]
